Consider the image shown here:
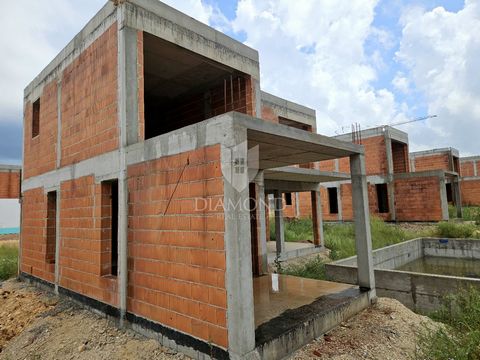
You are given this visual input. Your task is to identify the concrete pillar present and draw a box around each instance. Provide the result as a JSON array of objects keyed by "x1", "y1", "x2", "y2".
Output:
[
  {"x1": 384, "y1": 134, "x2": 396, "y2": 221},
  {"x1": 350, "y1": 154, "x2": 375, "y2": 292},
  {"x1": 54, "y1": 188, "x2": 61, "y2": 293},
  {"x1": 116, "y1": 7, "x2": 138, "y2": 323},
  {"x1": 255, "y1": 172, "x2": 268, "y2": 274},
  {"x1": 295, "y1": 192, "x2": 300, "y2": 218},
  {"x1": 337, "y1": 185, "x2": 343, "y2": 221},
  {"x1": 439, "y1": 176, "x2": 449, "y2": 221},
  {"x1": 221, "y1": 136, "x2": 256, "y2": 359},
  {"x1": 311, "y1": 190, "x2": 324, "y2": 247},
  {"x1": 274, "y1": 190, "x2": 285, "y2": 256},
  {"x1": 453, "y1": 177, "x2": 463, "y2": 218}
]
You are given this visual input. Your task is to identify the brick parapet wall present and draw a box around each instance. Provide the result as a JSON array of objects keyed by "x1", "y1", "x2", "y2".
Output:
[{"x1": 413, "y1": 154, "x2": 450, "y2": 172}]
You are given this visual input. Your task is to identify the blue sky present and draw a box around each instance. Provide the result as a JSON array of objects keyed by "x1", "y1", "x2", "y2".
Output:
[{"x1": 0, "y1": 0, "x2": 478, "y2": 164}]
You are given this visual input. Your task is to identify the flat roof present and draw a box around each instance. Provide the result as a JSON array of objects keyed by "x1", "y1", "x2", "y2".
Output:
[
  {"x1": 0, "y1": 164, "x2": 21, "y2": 172},
  {"x1": 333, "y1": 125, "x2": 408, "y2": 145},
  {"x1": 410, "y1": 147, "x2": 459, "y2": 158}
]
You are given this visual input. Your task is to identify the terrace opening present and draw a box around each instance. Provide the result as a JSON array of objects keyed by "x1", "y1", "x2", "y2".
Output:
[{"x1": 143, "y1": 33, "x2": 251, "y2": 140}]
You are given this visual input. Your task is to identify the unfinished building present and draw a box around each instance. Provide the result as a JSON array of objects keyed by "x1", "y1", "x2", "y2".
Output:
[
  {"x1": 20, "y1": 1, "x2": 376, "y2": 358},
  {"x1": 0, "y1": 165, "x2": 20, "y2": 200},
  {"x1": 460, "y1": 156, "x2": 480, "y2": 206},
  {"x1": 294, "y1": 127, "x2": 462, "y2": 222},
  {"x1": 0, "y1": 165, "x2": 21, "y2": 230}
]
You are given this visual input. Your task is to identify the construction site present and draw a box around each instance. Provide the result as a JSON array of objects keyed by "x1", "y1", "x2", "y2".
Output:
[{"x1": 1, "y1": 1, "x2": 480, "y2": 359}]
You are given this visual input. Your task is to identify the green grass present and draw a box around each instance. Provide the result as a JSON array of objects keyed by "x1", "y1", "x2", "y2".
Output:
[
  {"x1": 463, "y1": 206, "x2": 480, "y2": 225},
  {"x1": 271, "y1": 216, "x2": 432, "y2": 261},
  {"x1": 269, "y1": 217, "x2": 314, "y2": 242},
  {"x1": 0, "y1": 243, "x2": 18, "y2": 281},
  {"x1": 449, "y1": 205, "x2": 480, "y2": 225},
  {"x1": 417, "y1": 287, "x2": 480, "y2": 360},
  {"x1": 435, "y1": 221, "x2": 480, "y2": 239},
  {"x1": 278, "y1": 255, "x2": 326, "y2": 280}
]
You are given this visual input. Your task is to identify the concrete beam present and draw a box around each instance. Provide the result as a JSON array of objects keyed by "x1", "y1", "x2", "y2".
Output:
[
  {"x1": 265, "y1": 180, "x2": 320, "y2": 193},
  {"x1": 350, "y1": 154, "x2": 375, "y2": 292},
  {"x1": 274, "y1": 190, "x2": 285, "y2": 256}
]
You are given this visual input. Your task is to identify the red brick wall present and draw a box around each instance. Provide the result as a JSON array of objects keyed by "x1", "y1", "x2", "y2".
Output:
[
  {"x1": 413, "y1": 154, "x2": 450, "y2": 172},
  {"x1": 392, "y1": 142, "x2": 409, "y2": 174},
  {"x1": 461, "y1": 179, "x2": 480, "y2": 206},
  {"x1": 461, "y1": 161, "x2": 475, "y2": 177},
  {"x1": 318, "y1": 160, "x2": 336, "y2": 172},
  {"x1": 21, "y1": 188, "x2": 55, "y2": 283},
  {"x1": 60, "y1": 23, "x2": 118, "y2": 167},
  {"x1": 127, "y1": 145, "x2": 227, "y2": 349},
  {"x1": 0, "y1": 170, "x2": 20, "y2": 199},
  {"x1": 261, "y1": 105, "x2": 279, "y2": 123},
  {"x1": 23, "y1": 80, "x2": 58, "y2": 179},
  {"x1": 361, "y1": 136, "x2": 388, "y2": 175},
  {"x1": 59, "y1": 175, "x2": 118, "y2": 306},
  {"x1": 394, "y1": 177, "x2": 443, "y2": 221}
]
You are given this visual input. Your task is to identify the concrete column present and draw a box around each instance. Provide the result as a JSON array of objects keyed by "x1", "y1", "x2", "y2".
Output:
[
  {"x1": 274, "y1": 190, "x2": 285, "y2": 256},
  {"x1": 311, "y1": 190, "x2": 324, "y2": 247},
  {"x1": 54, "y1": 188, "x2": 61, "y2": 293},
  {"x1": 221, "y1": 136, "x2": 256, "y2": 359},
  {"x1": 295, "y1": 192, "x2": 300, "y2": 218},
  {"x1": 453, "y1": 177, "x2": 463, "y2": 218},
  {"x1": 56, "y1": 79, "x2": 62, "y2": 169},
  {"x1": 117, "y1": 7, "x2": 138, "y2": 324},
  {"x1": 255, "y1": 172, "x2": 268, "y2": 274},
  {"x1": 350, "y1": 154, "x2": 375, "y2": 292},
  {"x1": 439, "y1": 176, "x2": 449, "y2": 221},
  {"x1": 337, "y1": 185, "x2": 343, "y2": 221},
  {"x1": 384, "y1": 134, "x2": 396, "y2": 221}
]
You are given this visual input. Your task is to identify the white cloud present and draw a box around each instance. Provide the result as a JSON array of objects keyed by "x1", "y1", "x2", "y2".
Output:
[
  {"x1": 392, "y1": 72, "x2": 410, "y2": 93},
  {"x1": 397, "y1": 0, "x2": 480, "y2": 154},
  {"x1": 0, "y1": 0, "x2": 104, "y2": 123},
  {"x1": 231, "y1": 0, "x2": 406, "y2": 135}
]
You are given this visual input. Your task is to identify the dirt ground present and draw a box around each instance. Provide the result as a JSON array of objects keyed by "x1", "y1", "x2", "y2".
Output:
[
  {"x1": 293, "y1": 297, "x2": 437, "y2": 360},
  {"x1": 0, "y1": 278, "x2": 438, "y2": 360},
  {"x1": 0, "y1": 234, "x2": 19, "y2": 242},
  {"x1": 0, "y1": 280, "x2": 187, "y2": 360}
]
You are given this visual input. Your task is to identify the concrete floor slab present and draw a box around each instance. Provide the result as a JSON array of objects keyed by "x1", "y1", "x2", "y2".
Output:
[{"x1": 253, "y1": 274, "x2": 356, "y2": 327}]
